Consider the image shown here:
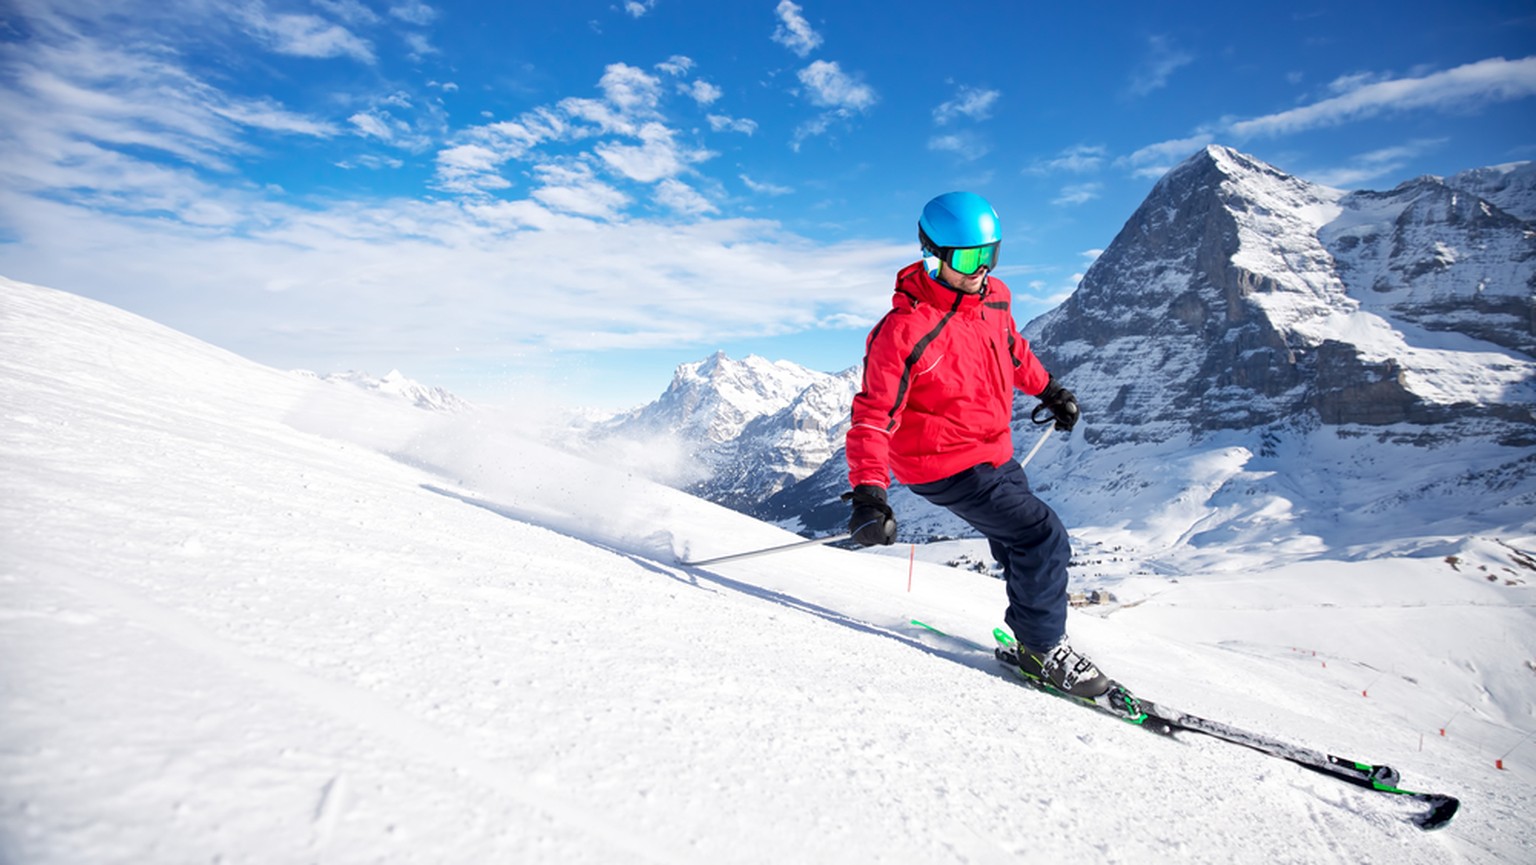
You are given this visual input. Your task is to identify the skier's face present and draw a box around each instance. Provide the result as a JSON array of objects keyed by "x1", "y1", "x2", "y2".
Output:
[{"x1": 938, "y1": 260, "x2": 988, "y2": 294}]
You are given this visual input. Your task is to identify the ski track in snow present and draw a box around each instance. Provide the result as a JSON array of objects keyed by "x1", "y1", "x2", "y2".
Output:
[{"x1": 3, "y1": 276, "x2": 1534, "y2": 863}]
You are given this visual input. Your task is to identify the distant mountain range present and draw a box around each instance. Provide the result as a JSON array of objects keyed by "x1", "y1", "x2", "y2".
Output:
[
  {"x1": 586, "y1": 351, "x2": 860, "y2": 509},
  {"x1": 312, "y1": 368, "x2": 474, "y2": 413},
  {"x1": 589, "y1": 146, "x2": 1536, "y2": 553}
]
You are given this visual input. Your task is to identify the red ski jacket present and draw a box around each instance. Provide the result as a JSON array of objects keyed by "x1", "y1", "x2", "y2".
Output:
[{"x1": 847, "y1": 262, "x2": 1051, "y2": 488}]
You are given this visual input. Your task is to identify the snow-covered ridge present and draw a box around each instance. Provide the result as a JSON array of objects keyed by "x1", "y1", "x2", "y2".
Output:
[
  {"x1": 1447, "y1": 160, "x2": 1536, "y2": 223},
  {"x1": 312, "y1": 368, "x2": 473, "y2": 412}
]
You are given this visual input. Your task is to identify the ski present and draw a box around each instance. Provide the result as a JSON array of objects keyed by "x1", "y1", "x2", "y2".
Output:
[
  {"x1": 924, "y1": 623, "x2": 1462, "y2": 831},
  {"x1": 1141, "y1": 700, "x2": 1460, "y2": 831},
  {"x1": 985, "y1": 627, "x2": 1399, "y2": 784},
  {"x1": 1141, "y1": 702, "x2": 1402, "y2": 787},
  {"x1": 986, "y1": 627, "x2": 1177, "y2": 736}
]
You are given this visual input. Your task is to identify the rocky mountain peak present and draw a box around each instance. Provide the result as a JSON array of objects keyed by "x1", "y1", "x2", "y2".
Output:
[{"x1": 1026, "y1": 145, "x2": 1534, "y2": 446}]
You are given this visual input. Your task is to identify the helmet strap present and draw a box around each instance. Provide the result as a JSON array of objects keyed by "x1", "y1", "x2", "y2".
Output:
[{"x1": 923, "y1": 253, "x2": 943, "y2": 281}]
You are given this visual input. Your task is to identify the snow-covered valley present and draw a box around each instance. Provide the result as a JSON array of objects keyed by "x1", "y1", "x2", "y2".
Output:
[{"x1": 2, "y1": 275, "x2": 1533, "y2": 863}]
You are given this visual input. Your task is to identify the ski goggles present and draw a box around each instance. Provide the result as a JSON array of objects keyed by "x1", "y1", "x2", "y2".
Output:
[{"x1": 935, "y1": 242, "x2": 1000, "y2": 275}]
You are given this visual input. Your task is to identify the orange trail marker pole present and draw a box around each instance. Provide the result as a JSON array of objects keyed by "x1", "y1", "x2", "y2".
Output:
[
  {"x1": 1496, "y1": 729, "x2": 1534, "y2": 770},
  {"x1": 1439, "y1": 709, "x2": 1462, "y2": 737}
]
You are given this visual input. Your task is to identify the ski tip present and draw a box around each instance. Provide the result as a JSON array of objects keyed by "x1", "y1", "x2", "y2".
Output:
[{"x1": 1413, "y1": 794, "x2": 1460, "y2": 832}]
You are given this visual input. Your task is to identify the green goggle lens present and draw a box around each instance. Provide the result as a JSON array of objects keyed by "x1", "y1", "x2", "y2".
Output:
[{"x1": 946, "y1": 243, "x2": 999, "y2": 275}]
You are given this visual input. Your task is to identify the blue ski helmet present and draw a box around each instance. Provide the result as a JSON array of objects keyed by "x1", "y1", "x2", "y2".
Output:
[{"x1": 918, "y1": 191, "x2": 1001, "y2": 276}]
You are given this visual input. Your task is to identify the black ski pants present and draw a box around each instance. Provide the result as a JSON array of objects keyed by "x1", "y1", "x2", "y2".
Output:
[{"x1": 909, "y1": 458, "x2": 1071, "y2": 652}]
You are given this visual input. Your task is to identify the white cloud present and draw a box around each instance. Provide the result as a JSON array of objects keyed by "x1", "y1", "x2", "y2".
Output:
[
  {"x1": 335, "y1": 154, "x2": 404, "y2": 170},
  {"x1": 790, "y1": 114, "x2": 832, "y2": 151},
  {"x1": 929, "y1": 134, "x2": 965, "y2": 153},
  {"x1": 0, "y1": 189, "x2": 912, "y2": 388},
  {"x1": 241, "y1": 9, "x2": 376, "y2": 64},
  {"x1": 1230, "y1": 55, "x2": 1536, "y2": 138},
  {"x1": 1299, "y1": 138, "x2": 1448, "y2": 187},
  {"x1": 772, "y1": 1, "x2": 822, "y2": 57},
  {"x1": 797, "y1": 60, "x2": 876, "y2": 110},
  {"x1": 530, "y1": 162, "x2": 630, "y2": 218},
  {"x1": 654, "y1": 178, "x2": 717, "y2": 215},
  {"x1": 1121, "y1": 55, "x2": 1536, "y2": 186},
  {"x1": 340, "y1": 97, "x2": 441, "y2": 152},
  {"x1": 401, "y1": 31, "x2": 436, "y2": 60},
  {"x1": 708, "y1": 114, "x2": 758, "y2": 135},
  {"x1": 740, "y1": 174, "x2": 792, "y2": 195},
  {"x1": 656, "y1": 55, "x2": 694, "y2": 77},
  {"x1": 349, "y1": 111, "x2": 394, "y2": 140},
  {"x1": 1052, "y1": 183, "x2": 1102, "y2": 206},
  {"x1": 625, "y1": 0, "x2": 658, "y2": 18},
  {"x1": 212, "y1": 97, "x2": 341, "y2": 138},
  {"x1": 388, "y1": 2, "x2": 438, "y2": 25},
  {"x1": 315, "y1": 0, "x2": 382, "y2": 26},
  {"x1": 789, "y1": 61, "x2": 876, "y2": 149},
  {"x1": 432, "y1": 111, "x2": 568, "y2": 194},
  {"x1": 0, "y1": 30, "x2": 337, "y2": 190},
  {"x1": 1119, "y1": 134, "x2": 1216, "y2": 178},
  {"x1": 1025, "y1": 145, "x2": 1107, "y2": 175},
  {"x1": 927, "y1": 132, "x2": 987, "y2": 160},
  {"x1": 1127, "y1": 35, "x2": 1193, "y2": 97},
  {"x1": 433, "y1": 62, "x2": 684, "y2": 193},
  {"x1": 933, "y1": 86, "x2": 1000, "y2": 122},
  {"x1": 593, "y1": 122, "x2": 715, "y2": 183},
  {"x1": 680, "y1": 80, "x2": 722, "y2": 105},
  {"x1": 434, "y1": 144, "x2": 515, "y2": 193},
  {"x1": 593, "y1": 63, "x2": 664, "y2": 116},
  {"x1": 559, "y1": 95, "x2": 640, "y2": 137}
]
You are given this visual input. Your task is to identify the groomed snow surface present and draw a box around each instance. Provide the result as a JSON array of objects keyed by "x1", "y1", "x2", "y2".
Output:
[{"x1": 2, "y1": 276, "x2": 1533, "y2": 864}]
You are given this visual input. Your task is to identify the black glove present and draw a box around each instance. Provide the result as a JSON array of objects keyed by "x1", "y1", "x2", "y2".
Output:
[
  {"x1": 841, "y1": 485, "x2": 897, "y2": 546},
  {"x1": 1037, "y1": 375, "x2": 1080, "y2": 432}
]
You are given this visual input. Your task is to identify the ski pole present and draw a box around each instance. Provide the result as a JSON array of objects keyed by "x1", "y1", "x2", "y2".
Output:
[
  {"x1": 678, "y1": 531, "x2": 853, "y2": 567},
  {"x1": 682, "y1": 423, "x2": 1054, "y2": 568},
  {"x1": 1019, "y1": 421, "x2": 1053, "y2": 469}
]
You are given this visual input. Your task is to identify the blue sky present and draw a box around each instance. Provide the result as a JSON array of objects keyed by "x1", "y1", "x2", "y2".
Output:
[{"x1": 2, "y1": 1, "x2": 1534, "y2": 410}]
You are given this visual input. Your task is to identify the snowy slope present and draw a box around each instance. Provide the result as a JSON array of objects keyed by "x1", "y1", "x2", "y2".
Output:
[{"x1": 2, "y1": 276, "x2": 1534, "y2": 864}]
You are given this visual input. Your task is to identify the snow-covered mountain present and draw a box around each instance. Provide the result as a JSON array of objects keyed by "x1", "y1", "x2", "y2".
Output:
[
  {"x1": 315, "y1": 368, "x2": 473, "y2": 412},
  {"x1": 3, "y1": 275, "x2": 1534, "y2": 863},
  {"x1": 589, "y1": 351, "x2": 860, "y2": 508},
  {"x1": 1031, "y1": 144, "x2": 1533, "y2": 441},
  {"x1": 1447, "y1": 160, "x2": 1536, "y2": 223},
  {"x1": 758, "y1": 146, "x2": 1535, "y2": 550}
]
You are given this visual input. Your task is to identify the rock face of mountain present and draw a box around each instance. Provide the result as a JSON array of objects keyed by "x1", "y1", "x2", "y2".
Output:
[
  {"x1": 1026, "y1": 145, "x2": 1534, "y2": 446},
  {"x1": 594, "y1": 352, "x2": 860, "y2": 509}
]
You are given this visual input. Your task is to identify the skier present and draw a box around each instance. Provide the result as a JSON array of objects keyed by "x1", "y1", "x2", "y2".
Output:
[{"x1": 843, "y1": 191, "x2": 1110, "y2": 698}]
